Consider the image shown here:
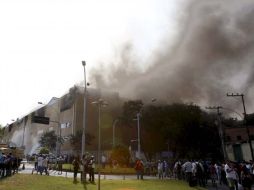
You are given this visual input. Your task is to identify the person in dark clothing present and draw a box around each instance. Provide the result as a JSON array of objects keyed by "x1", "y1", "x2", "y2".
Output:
[
  {"x1": 196, "y1": 161, "x2": 206, "y2": 187},
  {"x1": 134, "y1": 159, "x2": 144, "y2": 180},
  {"x1": 5, "y1": 154, "x2": 12, "y2": 177},
  {"x1": 72, "y1": 157, "x2": 80, "y2": 182},
  {"x1": 88, "y1": 156, "x2": 95, "y2": 182},
  {"x1": 241, "y1": 166, "x2": 252, "y2": 190}
]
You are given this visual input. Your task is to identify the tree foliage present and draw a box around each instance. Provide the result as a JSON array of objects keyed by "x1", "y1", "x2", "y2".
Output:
[
  {"x1": 121, "y1": 101, "x2": 223, "y2": 160},
  {"x1": 39, "y1": 147, "x2": 50, "y2": 154},
  {"x1": 110, "y1": 145, "x2": 130, "y2": 166},
  {"x1": 141, "y1": 103, "x2": 222, "y2": 159},
  {"x1": 0, "y1": 125, "x2": 4, "y2": 141},
  {"x1": 69, "y1": 130, "x2": 94, "y2": 155},
  {"x1": 121, "y1": 100, "x2": 143, "y2": 127},
  {"x1": 39, "y1": 131, "x2": 57, "y2": 152}
]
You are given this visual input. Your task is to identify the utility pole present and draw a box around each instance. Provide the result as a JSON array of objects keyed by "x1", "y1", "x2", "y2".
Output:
[
  {"x1": 112, "y1": 119, "x2": 119, "y2": 148},
  {"x1": 206, "y1": 106, "x2": 227, "y2": 160},
  {"x1": 227, "y1": 93, "x2": 254, "y2": 161},
  {"x1": 137, "y1": 112, "x2": 141, "y2": 159},
  {"x1": 81, "y1": 61, "x2": 87, "y2": 183},
  {"x1": 92, "y1": 99, "x2": 108, "y2": 190}
]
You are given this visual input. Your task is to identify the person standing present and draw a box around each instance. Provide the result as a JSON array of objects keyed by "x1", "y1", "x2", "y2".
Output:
[
  {"x1": 0, "y1": 152, "x2": 5, "y2": 178},
  {"x1": 81, "y1": 154, "x2": 88, "y2": 182},
  {"x1": 225, "y1": 160, "x2": 237, "y2": 190},
  {"x1": 215, "y1": 163, "x2": 222, "y2": 185},
  {"x1": 42, "y1": 156, "x2": 49, "y2": 175},
  {"x1": 72, "y1": 157, "x2": 80, "y2": 182},
  {"x1": 174, "y1": 160, "x2": 182, "y2": 180},
  {"x1": 241, "y1": 166, "x2": 252, "y2": 190},
  {"x1": 134, "y1": 158, "x2": 144, "y2": 180},
  {"x1": 183, "y1": 159, "x2": 194, "y2": 186},
  {"x1": 37, "y1": 154, "x2": 44, "y2": 175},
  {"x1": 163, "y1": 160, "x2": 169, "y2": 178},
  {"x1": 34, "y1": 155, "x2": 38, "y2": 171},
  {"x1": 57, "y1": 156, "x2": 63, "y2": 175},
  {"x1": 101, "y1": 154, "x2": 106, "y2": 169},
  {"x1": 88, "y1": 155, "x2": 95, "y2": 183},
  {"x1": 157, "y1": 160, "x2": 163, "y2": 179}
]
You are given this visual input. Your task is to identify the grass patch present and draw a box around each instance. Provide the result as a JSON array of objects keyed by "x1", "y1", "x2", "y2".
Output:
[{"x1": 0, "y1": 174, "x2": 206, "y2": 190}]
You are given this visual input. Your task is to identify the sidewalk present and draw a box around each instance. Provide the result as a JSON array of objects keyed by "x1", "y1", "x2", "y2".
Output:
[{"x1": 19, "y1": 163, "x2": 157, "y2": 180}]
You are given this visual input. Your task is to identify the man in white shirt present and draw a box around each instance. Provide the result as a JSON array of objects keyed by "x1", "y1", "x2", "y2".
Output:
[
  {"x1": 37, "y1": 154, "x2": 43, "y2": 175},
  {"x1": 183, "y1": 160, "x2": 193, "y2": 184},
  {"x1": 225, "y1": 160, "x2": 237, "y2": 190}
]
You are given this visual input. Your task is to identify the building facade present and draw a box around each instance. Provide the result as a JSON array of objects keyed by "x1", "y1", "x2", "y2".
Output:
[
  {"x1": 2, "y1": 86, "x2": 121, "y2": 156},
  {"x1": 224, "y1": 124, "x2": 254, "y2": 161}
]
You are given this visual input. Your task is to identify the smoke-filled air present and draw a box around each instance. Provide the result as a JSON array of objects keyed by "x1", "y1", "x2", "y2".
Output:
[{"x1": 90, "y1": 0, "x2": 254, "y2": 112}]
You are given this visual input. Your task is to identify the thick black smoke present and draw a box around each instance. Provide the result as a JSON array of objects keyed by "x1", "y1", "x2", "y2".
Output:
[{"x1": 90, "y1": 0, "x2": 254, "y2": 114}]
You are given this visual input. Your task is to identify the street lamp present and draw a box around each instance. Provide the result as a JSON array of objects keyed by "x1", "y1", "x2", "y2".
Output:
[
  {"x1": 92, "y1": 99, "x2": 108, "y2": 190},
  {"x1": 134, "y1": 112, "x2": 141, "y2": 159},
  {"x1": 81, "y1": 61, "x2": 87, "y2": 158},
  {"x1": 112, "y1": 119, "x2": 119, "y2": 148},
  {"x1": 133, "y1": 99, "x2": 156, "y2": 159}
]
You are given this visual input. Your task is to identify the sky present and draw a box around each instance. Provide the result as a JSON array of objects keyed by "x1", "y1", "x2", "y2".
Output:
[{"x1": 0, "y1": 0, "x2": 180, "y2": 125}]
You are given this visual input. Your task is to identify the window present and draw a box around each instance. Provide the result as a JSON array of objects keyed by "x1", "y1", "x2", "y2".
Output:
[{"x1": 237, "y1": 135, "x2": 242, "y2": 141}]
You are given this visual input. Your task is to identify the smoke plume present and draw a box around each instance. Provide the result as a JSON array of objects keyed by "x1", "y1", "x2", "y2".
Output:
[{"x1": 90, "y1": 0, "x2": 254, "y2": 113}]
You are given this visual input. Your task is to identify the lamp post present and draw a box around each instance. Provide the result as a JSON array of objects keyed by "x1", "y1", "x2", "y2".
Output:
[
  {"x1": 92, "y1": 99, "x2": 108, "y2": 190},
  {"x1": 134, "y1": 99, "x2": 156, "y2": 159},
  {"x1": 136, "y1": 112, "x2": 141, "y2": 159},
  {"x1": 130, "y1": 139, "x2": 138, "y2": 161},
  {"x1": 80, "y1": 61, "x2": 88, "y2": 183},
  {"x1": 81, "y1": 61, "x2": 87, "y2": 158},
  {"x1": 112, "y1": 119, "x2": 119, "y2": 148}
]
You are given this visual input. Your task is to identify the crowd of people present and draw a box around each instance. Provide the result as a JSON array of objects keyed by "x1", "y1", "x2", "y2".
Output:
[
  {"x1": 133, "y1": 158, "x2": 254, "y2": 189},
  {"x1": 31, "y1": 154, "x2": 66, "y2": 175},
  {"x1": 4, "y1": 150, "x2": 254, "y2": 190},
  {"x1": 0, "y1": 152, "x2": 22, "y2": 179},
  {"x1": 173, "y1": 159, "x2": 254, "y2": 189},
  {"x1": 72, "y1": 154, "x2": 96, "y2": 182}
]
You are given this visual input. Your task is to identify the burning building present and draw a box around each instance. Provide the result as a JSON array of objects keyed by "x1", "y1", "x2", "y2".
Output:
[{"x1": 2, "y1": 86, "x2": 121, "y2": 156}]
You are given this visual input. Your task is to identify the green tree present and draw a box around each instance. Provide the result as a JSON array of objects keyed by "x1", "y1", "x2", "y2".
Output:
[
  {"x1": 121, "y1": 100, "x2": 143, "y2": 127},
  {"x1": 69, "y1": 130, "x2": 94, "y2": 155},
  {"x1": 141, "y1": 103, "x2": 222, "y2": 160},
  {"x1": 39, "y1": 131, "x2": 57, "y2": 152},
  {"x1": 118, "y1": 101, "x2": 222, "y2": 160},
  {"x1": 0, "y1": 125, "x2": 4, "y2": 141},
  {"x1": 39, "y1": 147, "x2": 50, "y2": 154},
  {"x1": 110, "y1": 145, "x2": 130, "y2": 166}
]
